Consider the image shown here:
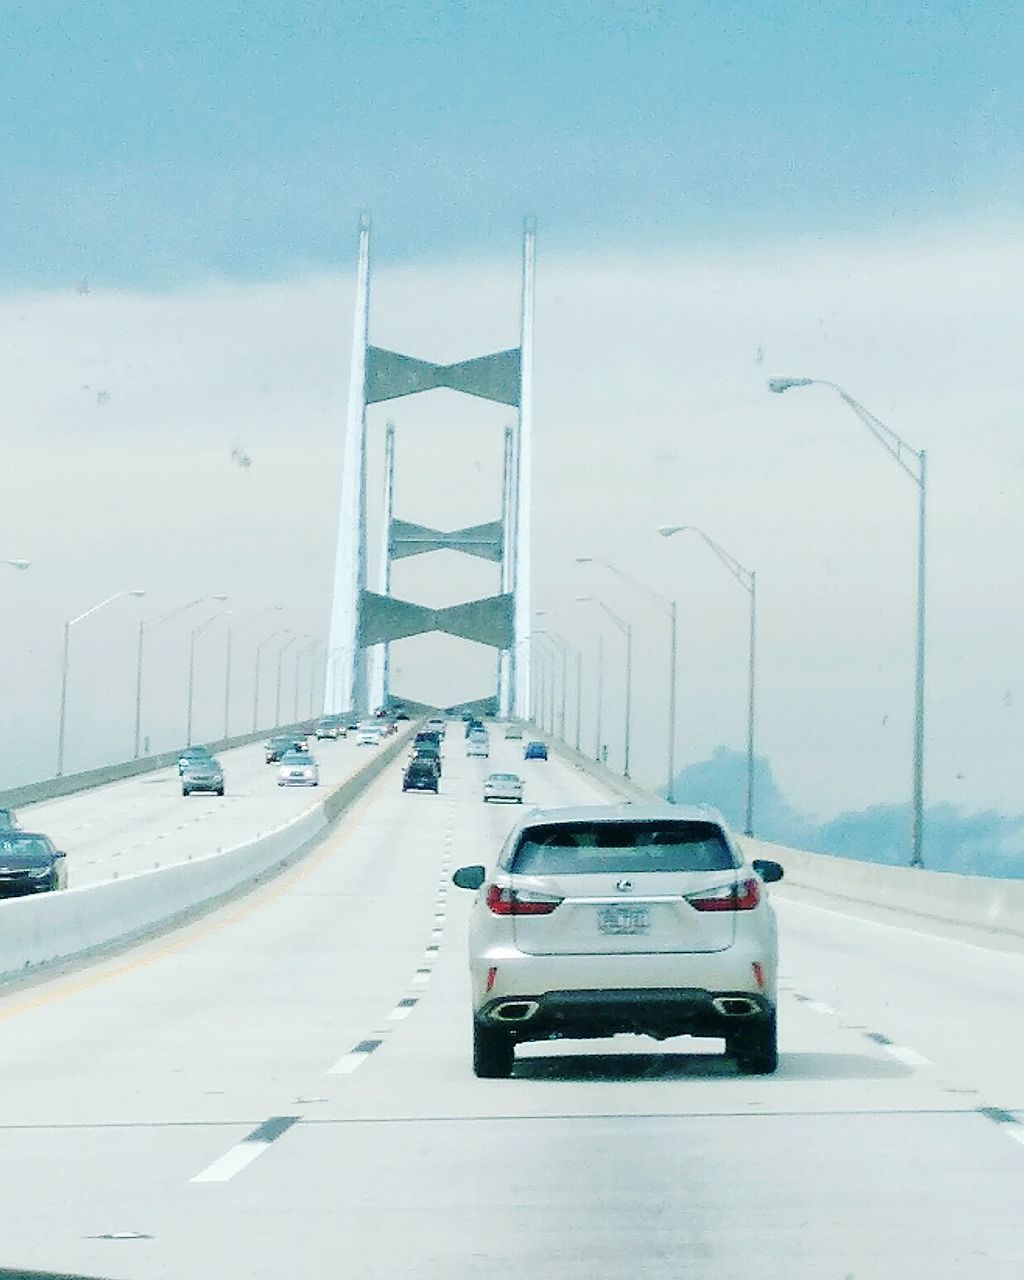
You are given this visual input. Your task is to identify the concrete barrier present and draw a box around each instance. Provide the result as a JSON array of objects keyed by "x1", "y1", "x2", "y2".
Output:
[
  {"x1": 0, "y1": 724, "x2": 412, "y2": 982},
  {"x1": 544, "y1": 729, "x2": 1024, "y2": 944},
  {"x1": 0, "y1": 720, "x2": 320, "y2": 812},
  {"x1": 742, "y1": 834, "x2": 1024, "y2": 942}
]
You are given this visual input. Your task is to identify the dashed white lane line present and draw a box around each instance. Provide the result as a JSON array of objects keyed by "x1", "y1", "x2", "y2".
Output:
[
  {"x1": 1005, "y1": 1127, "x2": 1024, "y2": 1149},
  {"x1": 190, "y1": 1116, "x2": 299, "y2": 1184},
  {"x1": 327, "y1": 1039, "x2": 384, "y2": 1075},
  {"x1": 805, "y1": 1000, "x2": 837, "y2": 1016},
  {"x1": 883, "y1": 1044, "x2": 933, "y2": 1068}
]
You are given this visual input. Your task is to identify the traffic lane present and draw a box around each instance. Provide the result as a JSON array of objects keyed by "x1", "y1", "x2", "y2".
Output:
[
  {"x1": 19, "y1": 732, "x2": 400, "y2": 888},
  {"x1": 0, "y1": 751, "x2": 445, "y2": 1132},
  {"x1": 40, "y1": 748, "x2": 1018, "y2": 1280},
  {"x1": 773, "y1": 892, "x2": 1024, "y2": 1112}
]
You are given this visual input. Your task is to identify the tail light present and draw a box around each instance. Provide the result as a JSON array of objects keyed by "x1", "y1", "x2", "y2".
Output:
[
  {"x1": 686, "y1": 877, "x2": 760, "y2": 912},
  {"x1": 486, "y1": 884, "x2": 562, "y2": 916}
]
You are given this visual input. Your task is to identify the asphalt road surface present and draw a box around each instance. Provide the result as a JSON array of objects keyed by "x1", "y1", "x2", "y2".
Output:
[{"x1": 0, "y1": 725, "x2": 1021, "y2": 1279}]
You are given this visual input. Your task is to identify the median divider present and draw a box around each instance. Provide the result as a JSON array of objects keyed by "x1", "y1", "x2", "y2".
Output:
[{"x1": 0, "y1": 725, "x2": 414, "y2": 984}]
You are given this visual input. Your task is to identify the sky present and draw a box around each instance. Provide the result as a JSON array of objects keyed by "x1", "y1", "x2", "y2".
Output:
[{"x1": 3, "y1": 2, "x2": 1024, "y2": 822}]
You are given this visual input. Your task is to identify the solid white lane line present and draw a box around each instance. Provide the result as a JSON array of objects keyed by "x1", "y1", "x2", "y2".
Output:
[{"x1": 1004, "y1": 1127, "x2": 1024, "y2": 1149}]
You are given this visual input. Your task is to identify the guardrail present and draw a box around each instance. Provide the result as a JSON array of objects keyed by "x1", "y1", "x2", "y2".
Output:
[
  {"x1": 0, "y1": 721, "x2": 319, "y2": 812},
  {"x1": 542, "y1": 729, "x2": 1024, "y2": 946},
  {"x1": 0, "y1": 724, "x2": 413, "y2": 983}
]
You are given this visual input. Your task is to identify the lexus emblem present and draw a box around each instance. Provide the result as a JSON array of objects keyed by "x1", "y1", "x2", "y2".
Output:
[{"x1": 615, "y1": 878, "x2": 634, "y2": 893}]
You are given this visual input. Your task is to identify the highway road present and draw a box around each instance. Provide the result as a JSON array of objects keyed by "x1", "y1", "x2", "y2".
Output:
[
  {"x1": 0, "y1": 725, "x2": 1022, "y2": 1278},
  {"x1": 15, "y1": 732, "x2": 400, "y2": 888}
]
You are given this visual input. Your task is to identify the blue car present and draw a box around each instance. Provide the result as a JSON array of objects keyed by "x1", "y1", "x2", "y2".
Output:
[{"x1": 524, "y1": 740, "x2": 548, "y2": 761}]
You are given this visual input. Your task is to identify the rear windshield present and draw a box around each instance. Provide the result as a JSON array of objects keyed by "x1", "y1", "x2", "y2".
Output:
[{"x1": 510, "y1": 820, "x2": 736, "y2": 875}]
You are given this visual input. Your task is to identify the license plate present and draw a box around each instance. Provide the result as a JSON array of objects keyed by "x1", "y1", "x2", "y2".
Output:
[{"x1": 597, "y1": 905, "x2": 650, "y2": 935}]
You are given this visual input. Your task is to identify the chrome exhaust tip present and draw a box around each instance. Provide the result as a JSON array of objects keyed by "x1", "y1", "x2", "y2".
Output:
[
  {"x1": 712, "y1": 997, "x2": 761, "y2": 1017},
  {"x1": 491, "y1": 1000, "x2": 540, "y2": 1023}
]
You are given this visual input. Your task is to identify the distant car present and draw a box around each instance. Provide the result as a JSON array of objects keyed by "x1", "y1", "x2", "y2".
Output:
[
  {"x1": 426, "y1": 717, "x2": 447, "y2": 738},
  {"x1": 264, "y1": 736, "x2": 299, "y2": 764},
  {"x1": 524, "y1": 741, "x2": 548, "y2": 761},
  {"x1": 413, "y1": 744, "x2": 443, "y2": 777},
  {"x1": 182, "y1": 756, "x2": 225, "y2": 797},
  {"x1": 483, "y1": 772, "x2": 524, "y2": 803},
  {"x1": 315, "y1": 715, "x2": 347, "y2": 740},
  {"x1": 177, "y1": 746, "x2": 214, "y2": 775},
  {"x1": 357, "y1": 727, "x2": 382, "y2": 746},
  {"x1": 451, "y1": 804, "x2": 784, "y2": 1078},
  {"x1": 467, "y1": 737, "x2": 490, "y2": 758},
  {"x1": 0, "y1": 832, "x2": 68, "y2": 896},
  {"x1": 416, "y1": 729, "x2": 442, "y2": 748},
  {"x1": 403, "y1": 758, "x2": 440, "y2": 794},
  {"x1": 278, "y1": 751, "x2": 320, "y2": 787},
  {"x1": 395, "y1": 711, "x2": 411, "y2": 721},
  {"x1": 504, "y1": 724, "x2": 524, "y2": 740},
  {"x1": 464, "y1": 718, "x2": 484, "y2": 738},
  {"x1": 0, "y1": 808, "x2": 18, "y2": 831}
]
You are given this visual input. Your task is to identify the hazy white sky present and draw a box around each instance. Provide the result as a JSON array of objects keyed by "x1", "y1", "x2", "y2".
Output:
[{"x1": 3, "y1": 221, "x2": 1023, "y2": 819}]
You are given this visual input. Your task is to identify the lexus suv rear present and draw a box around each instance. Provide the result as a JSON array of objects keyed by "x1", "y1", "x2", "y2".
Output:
[{"x1": 452, "y1": 805, "x2": 783, "y2": 1078}]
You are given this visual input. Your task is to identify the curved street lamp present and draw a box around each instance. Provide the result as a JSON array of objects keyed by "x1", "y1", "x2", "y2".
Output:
[
  {"x1": 135, "y1": 595, "x2": 228, "y2": 758},
  {"x1": 659, "y1": 526, "x2": 757, "y2": 835},
  {"x1": 57, "y1": 589, "x2": 146, "y2": 776},
  {"x1": 2, "y1": 559, "x2": 31, "y2": 571},
  {"x1": 576, "y1": 556, "x2": 677, "y2": 801},
  {"x1": 769, "y1": 376, "x2": 927, "y2": 868},
  {"x1": 576, "y1": 594, "x2": 633, "y2": 779}
]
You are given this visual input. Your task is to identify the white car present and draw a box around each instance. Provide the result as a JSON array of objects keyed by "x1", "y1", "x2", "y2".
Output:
[
  {"x1": 277, "y1": 751, "x2": 320, "y2": 787},
  {"x1": 504, "y1": 724, "x2": 524, "y2": 740},
  {"x1": 483, "y1": 772, "x2": 524, "y2": 804},
  {"x1": 452, "y1": 804, "x2": 783, "y2": 1078},
  {"x1": 466, "y1": 736, "x2": 489, "y2": 758},
  {"x1": 356, "y1": 728, "x2": 380, "y2": 746}
]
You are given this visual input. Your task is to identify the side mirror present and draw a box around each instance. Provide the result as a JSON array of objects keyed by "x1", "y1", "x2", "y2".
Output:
[
  {"x1": 752, "y1": 858, "x2": 783, "y2": 884},
  {"x1": 452, "y1": 865, "x2": 486, "y2": 891},
  {"x1": 54, "y1": 850, "x2": 67, "y2": 860}
]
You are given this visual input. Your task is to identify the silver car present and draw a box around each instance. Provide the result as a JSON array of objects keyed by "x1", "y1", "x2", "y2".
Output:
[
  {"x1": 182, "y1": 757, "x2": 224, "y2": 796},
  {"x1": 483, "y1": 772, "x2": 524, "y2": 804},
  {"x1": 277, "y1": 751, "x2": 320, "y2": 787},
  {"x1": 452, "y1": 804, "x2": 783, "y2": 1078}
]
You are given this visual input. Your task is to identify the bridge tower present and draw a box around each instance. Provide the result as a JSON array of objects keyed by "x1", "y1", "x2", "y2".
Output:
[{"x1": 324, "y1": 216, "x2": 534, "y2": 718}]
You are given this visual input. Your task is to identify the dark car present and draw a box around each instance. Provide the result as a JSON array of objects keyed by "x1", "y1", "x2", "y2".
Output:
[
  {"x1": 0, "y1": 808, "x2": 18, "y2": 831},
  {"x1": 0, "y1": 832, "x2": 68, "y2": 896},
  {"x1": 403, "y1": 759, "x2": 440, "y2": 794},
  {"x1": 524, "y1": 740, "x2": 549, "y2": 760},
  {"x1": 464, "y1": 718, "x2": 484, "y2": 738},
  {"x1": 394, "y1": 711, "x2": 411, "y2": 721},
  {"x1": 413, "y1": 744, "x2": 442, "y2": 778},
  {"x1": 182, "y1": 755, "x2": 225, "y2": 797},
  {"x1": 264, "y1": 736, "x2": 302, "y2": 763},
  {"x1": 415, "y1": 729, "x2": 441, "y2": 747},
  {"x1": 178, "y1": 746, "x2": 214, "y2": 776}
]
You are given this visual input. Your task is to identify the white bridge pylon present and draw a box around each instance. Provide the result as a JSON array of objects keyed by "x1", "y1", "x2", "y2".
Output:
[{"x1": 324, "y1": 216, "x2": 535, "y2": 718}]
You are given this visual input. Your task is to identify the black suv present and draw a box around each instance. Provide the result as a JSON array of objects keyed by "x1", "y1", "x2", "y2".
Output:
[{"x1": 403, "y1": 759, "x2": 439, "y2": 794}]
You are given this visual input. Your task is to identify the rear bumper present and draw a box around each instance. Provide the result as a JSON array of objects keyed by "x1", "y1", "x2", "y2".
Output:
[{"x1": 477, "y1": 987, "x2": 773, "y2": 1042}]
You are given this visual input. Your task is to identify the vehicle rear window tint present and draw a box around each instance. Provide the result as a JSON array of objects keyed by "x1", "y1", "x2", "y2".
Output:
[{"x1": 511, "y1": 821, "x2": 736, "y2": 874}]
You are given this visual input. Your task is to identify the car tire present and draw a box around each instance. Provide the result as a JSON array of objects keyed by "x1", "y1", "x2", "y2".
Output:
[
  {"x1": 182, "y1": 788, "x2": 190, "y2": 797},
  {"x1": 729, "y1": 1010, "x2": 778, "y2": 1075},
  {"x1": 473, "y1": 1021, "x2": 515, "y2": 1079},
  {"x1": 217, "y1": 788, "x2": 225, "y2": 797}
]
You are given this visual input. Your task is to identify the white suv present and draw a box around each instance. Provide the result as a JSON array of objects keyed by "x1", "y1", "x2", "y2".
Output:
[{"x1": 452, "y1": 804, "x2": 783, "y2": 1078}]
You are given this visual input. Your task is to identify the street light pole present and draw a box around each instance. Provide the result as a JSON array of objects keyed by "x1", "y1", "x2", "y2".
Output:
[
  {"x1": 276, "y1": 635, "x2": 300, "y2": 727},
  {"x1": 575, "y1": 594, "x2": 635, "y2": 781},
  {"x1": 574, "y1": 647, "x2": 583, "y2": 752},
  {"x1": 595, "y1": 632, "x2": 604, "y2": 763},
  {"x1": 57, "y1": 589, "x2": 146, "y2": 776},
  {"x1": 253, "y1": 629, "x2": 289, "y2": 732},
  {"x1": 658, "y1": 526, "x2": 757, "y2": 835},
  {"x1": 769, "y1": 376, "x2": 928, "y2": 868},
  {"x1": 135, "y1": 594, "x2": 228, "y2": 759},
  {"x1": 186, "y1": 611, "x2": 224, "y2": 746}
]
